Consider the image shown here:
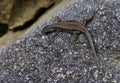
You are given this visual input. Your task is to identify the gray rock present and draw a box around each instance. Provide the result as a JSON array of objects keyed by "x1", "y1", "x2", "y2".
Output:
[{"x1": 0, "y1": 0, "x2": 120, "y2": 82}]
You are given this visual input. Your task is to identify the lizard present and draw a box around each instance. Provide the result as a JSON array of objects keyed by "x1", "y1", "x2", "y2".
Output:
[{"x1": 41, "y1": 15, "x2": 100, "y2": 67}]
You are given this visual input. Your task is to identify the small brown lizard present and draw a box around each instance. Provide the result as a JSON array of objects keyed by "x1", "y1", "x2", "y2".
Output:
[{"x1": 41, "y1": 16, "x2": 100, "y2": 67}]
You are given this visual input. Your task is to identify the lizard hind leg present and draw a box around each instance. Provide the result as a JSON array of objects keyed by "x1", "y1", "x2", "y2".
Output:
[{"x1": 71, "y1": 31, "x2": 81, "y2": 45}]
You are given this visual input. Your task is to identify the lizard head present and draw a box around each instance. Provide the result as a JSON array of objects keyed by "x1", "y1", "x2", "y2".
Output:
[{"x1": 41, "y1": 26, "x2": 56, "y2": 35}]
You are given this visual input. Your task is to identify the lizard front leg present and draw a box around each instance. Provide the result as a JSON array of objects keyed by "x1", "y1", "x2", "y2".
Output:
[{"x1": 72, "y1": 31, "x2": 81, "y2": 45}]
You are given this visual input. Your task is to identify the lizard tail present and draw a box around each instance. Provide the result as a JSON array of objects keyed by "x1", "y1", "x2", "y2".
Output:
[{"x1": 84, "y1": 28, "x2": 100, "y2": 67}]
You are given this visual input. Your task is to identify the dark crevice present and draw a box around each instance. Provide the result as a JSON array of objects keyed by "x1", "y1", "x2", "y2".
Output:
[
  {"x1": 12, "y1": 3, "x2": 55, "y2": 32},
  {"x1": 0, "y1": 23, "x2": 8, "y2": 37}
]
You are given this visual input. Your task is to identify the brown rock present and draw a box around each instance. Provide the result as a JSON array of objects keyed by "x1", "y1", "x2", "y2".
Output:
[
  {"x1": 0, "y1": 0, "x2": 63, "y2": 30},
  {"x1": 8, "y1": 0, "x2": 55, "y2": 30},
  {"x1": 0, "y1": 0, "x2": 15, "y2": 24}
]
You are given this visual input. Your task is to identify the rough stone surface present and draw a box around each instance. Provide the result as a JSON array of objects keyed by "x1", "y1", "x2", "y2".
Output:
[{"x1": 0, "y1": 0, "x2": 120, "y2": 82}]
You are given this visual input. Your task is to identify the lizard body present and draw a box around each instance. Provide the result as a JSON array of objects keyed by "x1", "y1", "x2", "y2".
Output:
[{"x1": 41, "y1": 17, "x2": 99, "y2": 66}]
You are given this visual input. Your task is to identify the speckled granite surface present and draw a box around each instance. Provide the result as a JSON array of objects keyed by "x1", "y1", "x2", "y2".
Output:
[{"x1": 0, "y1": 0, "x2": 120, "y2": 82}]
